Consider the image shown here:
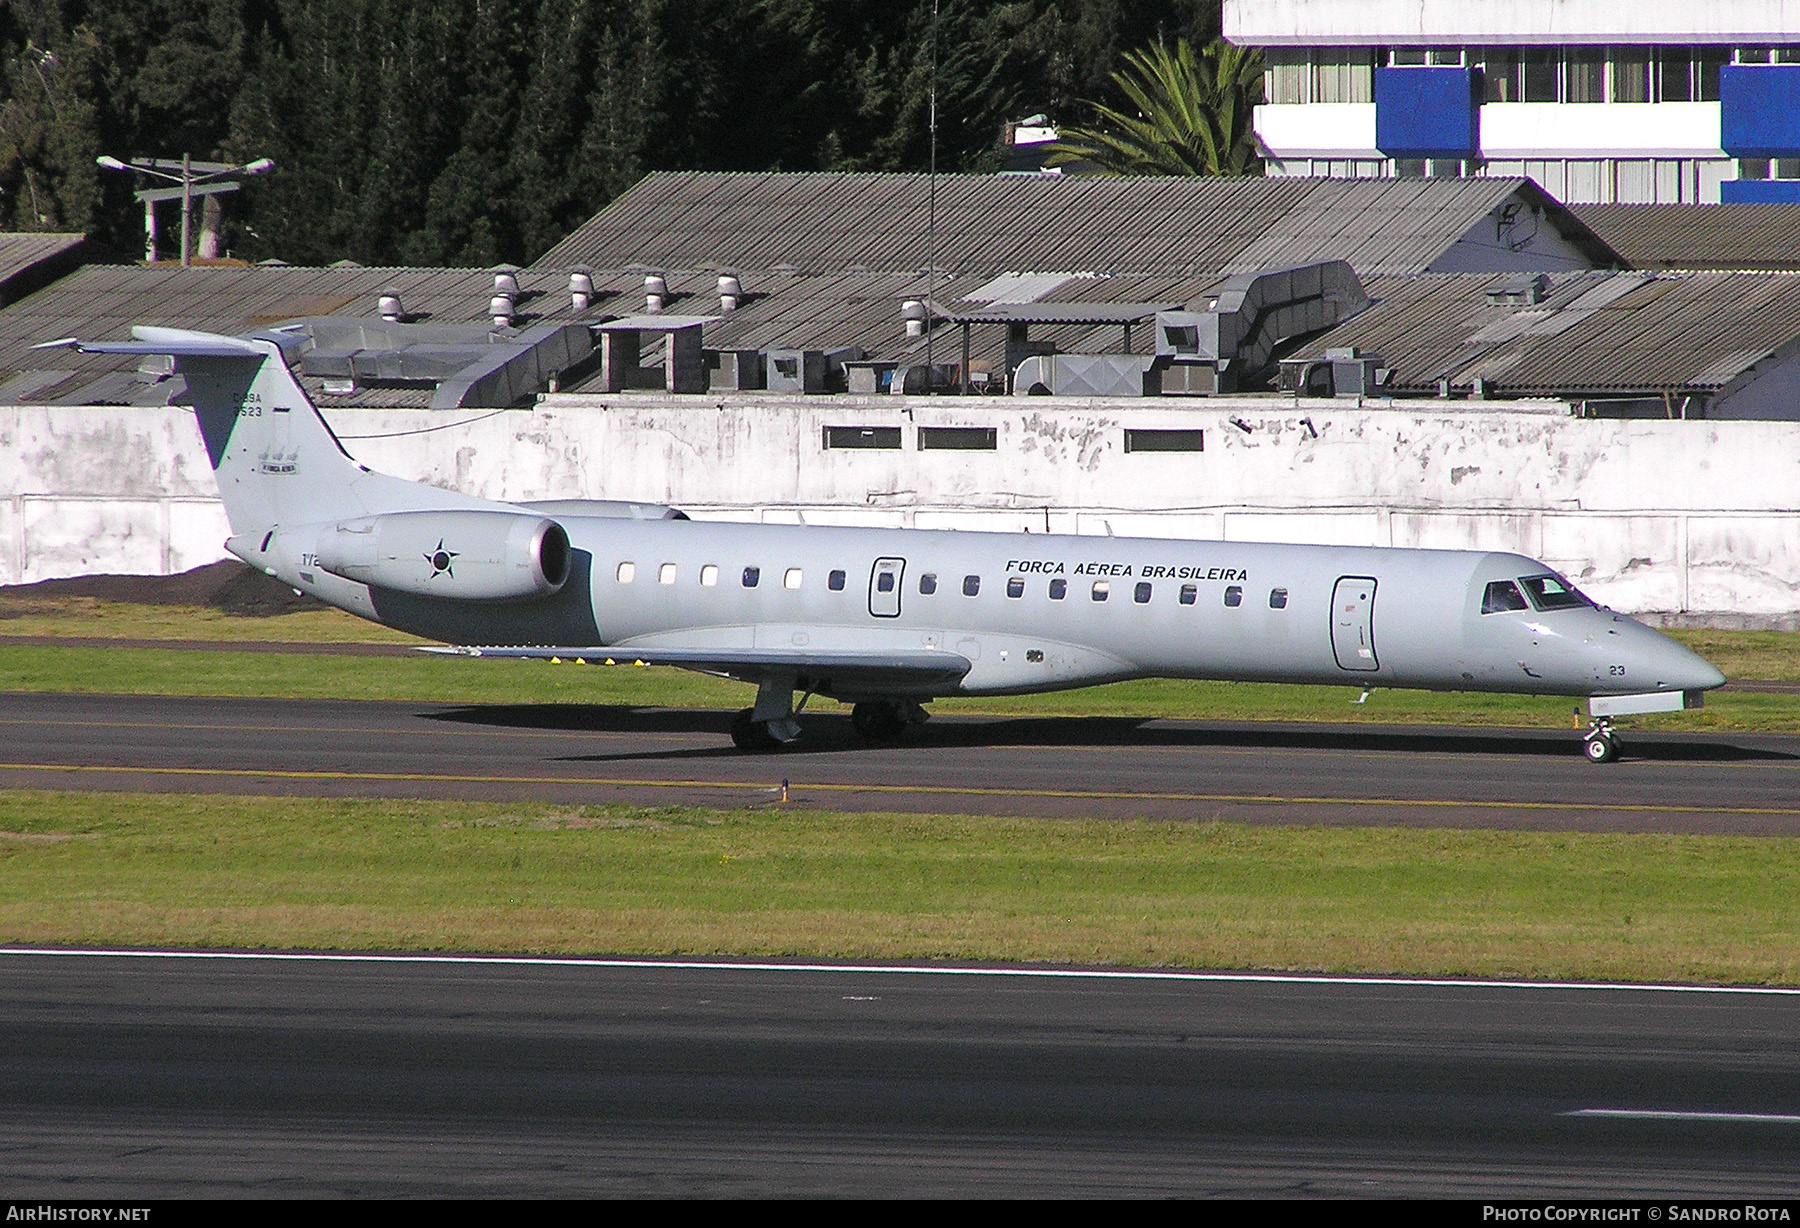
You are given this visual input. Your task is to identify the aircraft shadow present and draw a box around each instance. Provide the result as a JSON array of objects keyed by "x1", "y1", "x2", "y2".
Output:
[{"x1": 425, "y1": 704, "x2": 1797, "y2": 764}]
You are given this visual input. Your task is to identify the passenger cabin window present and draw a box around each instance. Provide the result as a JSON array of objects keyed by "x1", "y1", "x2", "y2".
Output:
[
  {"x1": 877, "y1": 572, "x2": 896, "y2": 593},
  {"x1": 784, "y1": 568, "x2": 803, "y2": 589},
  {"x1": 1179, "y1": 584, "x2": 1197, "y2": 605},
  {"x1": 1269, "y1": 587, "x2": 1288, "y2": 609},
  {"x1": 963, "y1": 575, "x2": 981, "y2": 597},
  {"x1": 659, "y1": 563, "x2": 677, "y2": 585},
  {"x1": 742, "y1": 566, "x2": 760, "y2": 588},
  {"x1": 920, "y1": 573, "x2": 938, "y2": 594},
  {"x1": 1049, "y1": 578, "x2": 1067, "y2": 600},
  {"x1": 616, "y1": 561, "x2": 636, "y2": 583},
  {"x1": 1006, "y1": 577, "x2": 1025, "y2": 598},
  {"x1": 1092, "y1": 581, "x2": 1110, "y2": 602},
  {"x1": 1224, "y1": 585, "x2": 1243, "y2": 607},
  {"x1": 1134, "y1": 582, "x2": 1152, "y2": 604},
  {"x1": 1481, "y1": 580, "x2": 1528, "y2": 614},
  {"x1": 1520, "y1": 574, "x2": 1589, "y2": 611},
  {"x1": 828, "y1": 569, "x2": 846, "y2": 591},
  {"x1": 700, "y1": 564, "x2": 718, "y2": 587}
]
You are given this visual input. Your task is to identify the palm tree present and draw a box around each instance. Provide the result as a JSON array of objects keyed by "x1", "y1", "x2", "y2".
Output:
[{"x1": 1046, "y1": 38, "x2": 1264, "y2": 177}]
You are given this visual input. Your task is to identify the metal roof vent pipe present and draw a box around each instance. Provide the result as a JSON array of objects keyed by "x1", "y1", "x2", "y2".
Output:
[
  {"x1": 490, "y1": 294, "x2": 515, "y2": 328},
  {"x1": 644, "y1": 274, "x2": 668, "y2": 314},
  {"x1": 718, "y1": 274, "x2": 742, "y2": 312},
  {"x1": 493, "y1": 271, "x2": 521, "y2": 299},
  {"x1": 570, "y1": 271, "x2": 595, "y2": 313},
  {"x1": 378, "y1": 290, "x2": 405, "y2": 322},
  {"x1": 902, "y1": 299, "x2": 928, "y2": 338}
]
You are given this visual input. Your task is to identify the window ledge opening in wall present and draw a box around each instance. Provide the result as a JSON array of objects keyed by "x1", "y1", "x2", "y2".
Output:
[
  {"x1": 825, "y1": 425, "x2": 902, "y2": 449},
  {"x1": 1125, "y1": 428, "x2": 1204, "y2": 453},
  {"x1": 919, "y1": 426, "x2": 997, "y2": 451}
]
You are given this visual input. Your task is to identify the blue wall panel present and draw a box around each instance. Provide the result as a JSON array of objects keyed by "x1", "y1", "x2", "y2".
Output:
[
  {"x1": 1721, "y1": 65, "x2": 1800, "y2": 156},
  {"x1": 1721, "y1": 179, "x2": 1800, "y2": 203},
  {"x1": 1374, "y1": 67, "x2": 1477, "y2": 158}
]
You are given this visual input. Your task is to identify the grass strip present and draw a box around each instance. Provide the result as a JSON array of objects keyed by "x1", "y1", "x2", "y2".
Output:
[
  {"x1": 1, "y1": 791, "x2": 1796, "y2": 985},
  {"x1": 2, "y1": 642, "x2": 1797, "y2": 732}
]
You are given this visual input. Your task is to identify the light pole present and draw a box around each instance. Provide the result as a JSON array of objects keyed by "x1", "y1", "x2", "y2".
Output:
[{"x1": 96, "y1": 154, "x2": 274, "y2": 267}]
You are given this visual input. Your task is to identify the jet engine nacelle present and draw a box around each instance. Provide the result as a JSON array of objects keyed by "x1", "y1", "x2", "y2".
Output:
[{"x1": 313, "y1": 510, "x2": 571, "y2": 600}]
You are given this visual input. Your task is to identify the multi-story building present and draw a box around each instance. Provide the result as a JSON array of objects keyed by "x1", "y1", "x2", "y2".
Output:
[{"x1": 1226, "y1": 0, "x2": 1800, "y2": 203}]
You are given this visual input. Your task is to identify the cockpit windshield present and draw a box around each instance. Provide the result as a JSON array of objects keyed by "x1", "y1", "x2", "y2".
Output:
[
  {"x1": 1481, "y1": 580, "x2": 1528, "y2": 614},
  {"x1": 1519, "y1": 574, "x2": 1590, "y2": 611}
]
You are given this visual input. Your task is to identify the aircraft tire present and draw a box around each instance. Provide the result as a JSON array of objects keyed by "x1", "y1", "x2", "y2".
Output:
[
  {"x1": 851, "y1": 701, "x2": 907, "y2": 741},
  {"x1": 1584, "y1": 733, "x2": 1619, "y2": 764},
  {"x1": 729, "y1": 707, "x2": 782, "y2": 752}
]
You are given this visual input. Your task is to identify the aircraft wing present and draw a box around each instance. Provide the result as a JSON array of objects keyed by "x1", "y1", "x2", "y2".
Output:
[{"x1": 420, "y1": 644, "x2": 973, "y2": 692}]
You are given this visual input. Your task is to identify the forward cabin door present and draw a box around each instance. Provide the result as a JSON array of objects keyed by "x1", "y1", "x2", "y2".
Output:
[
  {"x1": 869, "y1": 557, "x2": 905, "y2": 618},
  {"x1": 1330, "y1": 576, "x2": 1379, "y2": 671}
]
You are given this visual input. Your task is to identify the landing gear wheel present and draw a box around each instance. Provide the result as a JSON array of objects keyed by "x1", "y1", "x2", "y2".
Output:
[
  {"x1": 851, "y1": 701, "x2": 908, "y2": 740},
  {"x1": 730, "y1": 707, "x2": 781, "y2": 752},
  {"x1": 1584, "y1": 733, "x2": 1620, "y2": 764}
]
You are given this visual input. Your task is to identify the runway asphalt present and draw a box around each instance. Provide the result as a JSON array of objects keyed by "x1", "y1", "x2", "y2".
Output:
[
  {"x1": 3, "y1": 691, "x2": 1799, "y2": 830},
  {"x1": 4, "y1": 950, "x2": 1800, "y2": 1197}
]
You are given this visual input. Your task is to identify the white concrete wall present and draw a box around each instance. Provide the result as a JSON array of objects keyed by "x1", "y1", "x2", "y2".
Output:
[{"x1": 6, "y1": 395, "x2": 1800, "y2": 622}]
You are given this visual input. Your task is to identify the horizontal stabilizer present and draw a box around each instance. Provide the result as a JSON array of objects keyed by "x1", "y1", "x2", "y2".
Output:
[
  {"x1": 34, "y1": 326, "x2": 268, "y2": 359},
  {"x1": 421, "y1": 644, "x2": 973, "y2": 691}
]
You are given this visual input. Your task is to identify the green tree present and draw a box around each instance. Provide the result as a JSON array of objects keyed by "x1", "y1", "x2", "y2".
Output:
[{"x1": 1046, "y1": 36, "x2": 1263, "y2": 177}]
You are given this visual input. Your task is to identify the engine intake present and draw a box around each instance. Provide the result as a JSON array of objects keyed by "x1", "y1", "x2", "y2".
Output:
[{"x1": 314, "y1": 510, "x2": 570, "y2": 600}]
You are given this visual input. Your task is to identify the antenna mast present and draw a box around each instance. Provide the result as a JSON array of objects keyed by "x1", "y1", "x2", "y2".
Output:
[{"x1": 925, "y1": 0, "x2": 939, "y2": 381}]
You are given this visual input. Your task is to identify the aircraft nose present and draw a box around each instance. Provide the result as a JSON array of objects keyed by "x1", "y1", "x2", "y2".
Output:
[{"x1": 1644, "y1": 633, "x2": 1726, "y2": 693}]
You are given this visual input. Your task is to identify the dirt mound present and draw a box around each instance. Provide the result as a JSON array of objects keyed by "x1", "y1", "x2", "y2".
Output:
[{"x1": 0, "y1": 560, "x2": 326, "y2": 617}]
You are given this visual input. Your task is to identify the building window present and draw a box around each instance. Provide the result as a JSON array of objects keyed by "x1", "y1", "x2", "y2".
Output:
[
  {"x1": 918, "y1": 426, "x2": 997, "y2": 450},
  {"x1": 824, "y1": 426, "x2": 902, "y2": 449},
  {"x1": 828, "y1": 569, "x2": 846, "y2": 591},
  {"x1": 1521, "y1": 47, "x2": 1558, "y2": 101},
  {"x1": 1224, "y1": 585, "x2": 1243, "y2": 608},
  {"x1": 1265, "y1": 48, "x2": 1308, "y2": 104},
  {"x1": 1134, "y1": 582, "x2": 1152, "y2": 604},
  {"x1": 1270, "y1": 587, "x2": 1289, "y2": 609},
  {"x1": 1612, "y1": 47, "x2": 1651, "y2": 102},
  {"x1": 616, "y1": 561, "x2": 635, "y2": 583},
  {"x1": 784, "y1": 568, "x2": 803, "y2": 590},
  {"x1": 920, "y1": 573, "x2": 938, "y2": 595},
  {"x1": 1006, "y1": 577, "x2": 1025, "y2": 598},
  {"x1": 1698, "y1": 50, "x2": 1728, "y2": 100},
  {"x1": 1312, "y1": 48, "x2": 1372, "y2": 103},
  {"x1": 1483, "y1": 49, "x2": 1521, "y2": 102},
  {"x1": 1124, "y1": 428, "x2": 1204, "y2": 453},
  {"x1": 962, "y1": 574, "x2": 981, "y2": 597},
  {"x1": 1091, "y1": 580, "x2": 1110, "y2": 601},
  {"x1": 1179, "y1": 584, "x2": 1197, "y2": 605},
  {"x1": 1656, "y1": 47, "x2": 1693, "y2": 101},
  {"x1": 1741, "y1": 158, "x2": 1771, "y2": 180},
  {"x1": 1049, "y1": 578, "x2": 1067, "y2": 600},
  {"x1": 742, "y1": 566, "x2": 760, "y2": 588},
  {"x1": 659, "y1": 563, "x2": 677, "y2": 585},
  {"x1": 1566, "y1": 48, "x2": 1605, "y2": 102},
  {"x1": 700, "y1": 564, "x2": 718, "y2": 587},
  {"x1": 1394, "y1": 158, "x2": 1428, "y2": 178}
]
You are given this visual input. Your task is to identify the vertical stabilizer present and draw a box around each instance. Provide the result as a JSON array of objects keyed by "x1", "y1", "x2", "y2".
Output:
[{"x1": 38, "y1": 326, "x2": 483, "y2": 534}]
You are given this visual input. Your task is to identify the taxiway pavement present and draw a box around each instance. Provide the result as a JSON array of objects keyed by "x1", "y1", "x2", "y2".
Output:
[{"x1": 1, "y1": 691, "x2": 1797, "y2": 830}]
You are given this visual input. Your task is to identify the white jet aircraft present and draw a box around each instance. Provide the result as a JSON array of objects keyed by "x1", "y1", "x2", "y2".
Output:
[{"x1": 42, "y1": 327, "x2": 1725, "y2": 762}]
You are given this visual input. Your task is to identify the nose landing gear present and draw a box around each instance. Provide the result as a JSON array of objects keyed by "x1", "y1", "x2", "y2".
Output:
[{"x1": 1583, "y1": 716, "x2": 1620, "y2": 764}]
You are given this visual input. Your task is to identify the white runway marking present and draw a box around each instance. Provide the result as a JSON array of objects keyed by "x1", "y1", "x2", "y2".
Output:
[
  {"x1": 3, "y1": 947, "x2": 1800, "y2": 996},
  {"x1": 1566, "y1": 1109, "x2": 1800, "y2": 1124}
]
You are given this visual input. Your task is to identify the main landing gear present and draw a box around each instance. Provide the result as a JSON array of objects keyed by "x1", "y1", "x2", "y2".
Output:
[
  {"x1": 1583, "y1": 715, "x2": 1621, "y2": 764},
  {"x1": 850, "y1": 700, "x2": 928, "y2": 741}
]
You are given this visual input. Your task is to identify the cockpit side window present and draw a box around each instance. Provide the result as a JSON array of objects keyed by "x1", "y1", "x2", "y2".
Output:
[
  {"x1": 1520, "y1": 574, "x2": 1590, "y2": 611},
  {"x1": 1481, "y1": 579, "x2": 1528, "y2": 614}
]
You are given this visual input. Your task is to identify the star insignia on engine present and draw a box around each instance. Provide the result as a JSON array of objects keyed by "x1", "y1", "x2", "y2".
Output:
[{"x1": 425, "y1": 539, "x2": 458, "y2": 578}]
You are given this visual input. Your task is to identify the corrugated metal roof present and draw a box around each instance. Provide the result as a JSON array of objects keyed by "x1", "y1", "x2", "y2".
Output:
[
  {"x1": 535, "y1": 172, "x2": 1620, "y2": 278},
  {"x1": 1570, "y1": 204, "x2": 1800, "y2": 271},
  {"x1": 0, "y1": 263, "x2": 594, "y2": 406},
  {"x1": 0, "y1": 233, "x2": 88, "y2": 291},
  {"x1": 1287, "y1": 270, "x2": 1800, "y2": 398}
]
